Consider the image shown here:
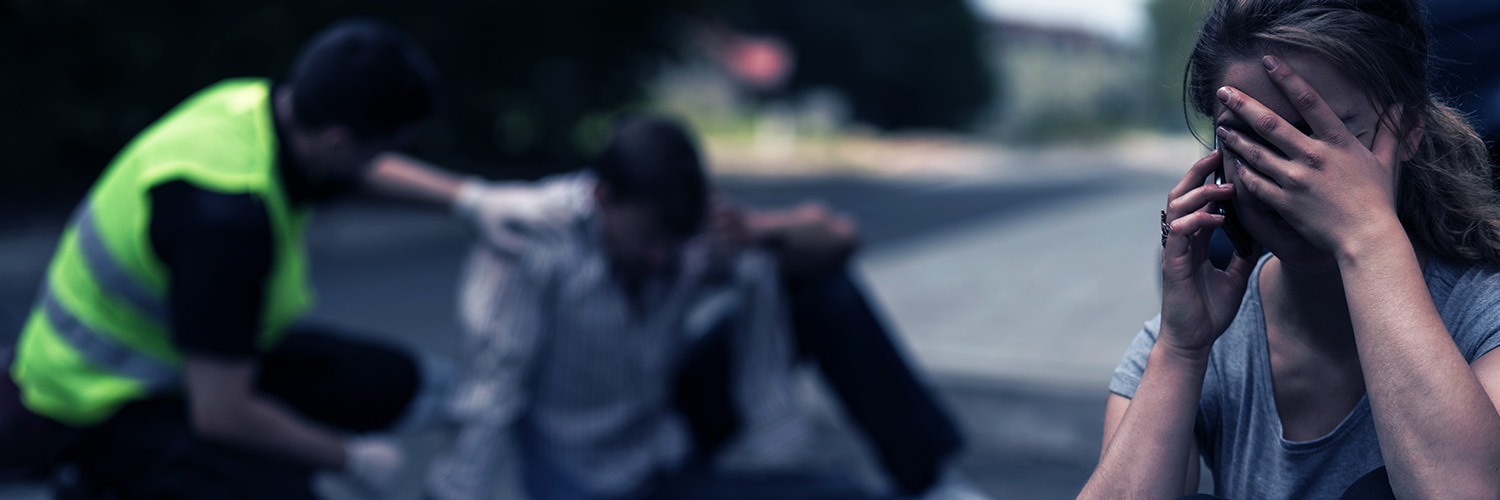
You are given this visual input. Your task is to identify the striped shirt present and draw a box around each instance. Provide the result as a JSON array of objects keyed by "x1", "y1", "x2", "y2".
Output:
[{"x1": 427, "y1": 173, "x2": 807, "y2": 500}]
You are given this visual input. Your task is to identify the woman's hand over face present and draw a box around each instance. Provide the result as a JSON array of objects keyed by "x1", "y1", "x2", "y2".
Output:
[{"x1": 1215, "y1": 55, "x2": 1408, "y2": 257}]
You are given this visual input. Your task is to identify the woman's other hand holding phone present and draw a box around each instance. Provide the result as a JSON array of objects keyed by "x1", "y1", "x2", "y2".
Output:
[{"x1": 1160, "y1": 149, "x2": 1262, "y2": 360}]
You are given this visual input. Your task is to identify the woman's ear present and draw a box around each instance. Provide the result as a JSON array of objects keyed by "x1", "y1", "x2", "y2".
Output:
[{"x1": 1399, "y1": 106, "x2": 1425, "y2": 163}]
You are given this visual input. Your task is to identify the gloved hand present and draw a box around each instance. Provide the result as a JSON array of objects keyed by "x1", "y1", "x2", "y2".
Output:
[
  {"x1": 344, "y1": 436, "x2": 406, "y2": 495},
  {"x1": 452, "y1": 178, "x2": 570, "y2": 252}
]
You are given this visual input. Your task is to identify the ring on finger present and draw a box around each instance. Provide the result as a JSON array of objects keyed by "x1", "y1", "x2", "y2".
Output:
[{"x1": 1160, "y1": 210, "x2": 1170, "y2": 246}]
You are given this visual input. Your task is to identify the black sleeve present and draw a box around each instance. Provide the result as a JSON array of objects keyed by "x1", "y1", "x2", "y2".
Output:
[{"x1": 148, "y1": 181, "x2": 274, "y2": 359}]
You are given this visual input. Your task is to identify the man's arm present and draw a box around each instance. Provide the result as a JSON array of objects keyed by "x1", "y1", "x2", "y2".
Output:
[
  {"x1": 751, "y1": 202, "x2": 859, "y2": 272},
  {"x1": 183, "y1": 357, "x2": 347, "y2": 467},
  {"x1": 365, "y1": 150, "x2": 861, "y2": 267},
  {"x1": 367, "y1": 152, "x2": 578, "y2": 251},
  {"x1": 147, "y1": 183, "x2": 375, "y2": 473},
  {"x1": 711, "y1": 200, "x2": 858, "y2": 278},
  {"x1": 364, "y1": 152, "x2": 466, "y2": 207}
]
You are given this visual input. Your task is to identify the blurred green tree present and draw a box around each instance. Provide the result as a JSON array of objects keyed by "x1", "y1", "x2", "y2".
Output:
[
  {"x1": 0, "y1": 0, "x2": 992, "y2": 199},
  {"x1": 1146, "y1": 0, "x2": 1210, "y2": 131}
]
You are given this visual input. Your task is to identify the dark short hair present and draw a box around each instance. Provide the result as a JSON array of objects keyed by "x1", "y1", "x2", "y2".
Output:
[
  {"x1": 288, "y1": 18, "x2": 441, "y2": 140},
  {"x1": 591, "y1": 115, "x2": 709, "y2": 237}
]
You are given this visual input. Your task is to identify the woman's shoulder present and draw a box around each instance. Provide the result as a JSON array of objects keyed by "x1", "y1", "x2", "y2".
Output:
[
  {"x1": 1424, "y1": 255, "x2": 1500, "y2": 304},
  {"x1": 1423, "y1": 255, "x2": 1500, "y2": 361}
]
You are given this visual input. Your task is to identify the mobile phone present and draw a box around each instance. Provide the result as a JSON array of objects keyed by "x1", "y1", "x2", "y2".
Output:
[{"x1": 1213, "y1": 137, "x2": 1256, "y2": 258}]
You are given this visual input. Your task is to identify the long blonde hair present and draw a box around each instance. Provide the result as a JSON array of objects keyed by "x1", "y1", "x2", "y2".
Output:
[{"x1": 1185, "y1": 0, "x2": 1500, "y2": 264}]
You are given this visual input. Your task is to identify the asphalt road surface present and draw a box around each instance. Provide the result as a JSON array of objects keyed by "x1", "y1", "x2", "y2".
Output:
[{"x1": 0, "y1": 166, "x2": 1183, "y2": 499}]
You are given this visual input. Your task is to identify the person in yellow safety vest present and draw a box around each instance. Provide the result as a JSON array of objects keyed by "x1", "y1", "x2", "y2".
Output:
[{"x1": 7, "y1": 18, "x2": 542, "y2": 499}]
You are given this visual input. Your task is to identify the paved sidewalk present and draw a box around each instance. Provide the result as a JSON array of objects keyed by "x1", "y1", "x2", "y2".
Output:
[{"x1": 0, "y1": 140, "x2": 1193, "y2": 499}]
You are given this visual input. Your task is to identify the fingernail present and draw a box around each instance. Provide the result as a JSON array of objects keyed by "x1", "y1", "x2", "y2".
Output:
[
  {"x1": 1216, "y1": 126, "x2": 1230, "y2": 138},
  {"x1": 1219, "y1": 183, "x2": 1235, "y2": 189},
  {"x1": 1217, "y1": 87, "x2": 1232, "y2": 103},
  {"x1": 1262, "y1": 55, "x2": 1279, "y2": 71}
]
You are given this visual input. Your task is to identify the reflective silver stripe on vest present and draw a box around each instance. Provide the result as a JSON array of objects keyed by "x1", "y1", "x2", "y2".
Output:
[
  {"x1": 41, "y1": 285, "x2": 179, "y2": 390},
  {"x1": 72, "y1": 205, "x2": 170, "y2": 323}
]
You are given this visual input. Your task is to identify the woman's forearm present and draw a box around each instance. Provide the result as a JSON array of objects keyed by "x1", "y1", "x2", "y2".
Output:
[
  {"x1": 1338, "y1": 231, "x2": 1500, "y2": 499},
  {"x1": 1080, "y1": 340, "x2": 1209, "y2": 500}
]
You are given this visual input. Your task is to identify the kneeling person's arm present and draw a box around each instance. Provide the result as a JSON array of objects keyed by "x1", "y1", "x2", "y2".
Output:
[
  {"x1": 184, "y1": 357, "x2": 349, "y2": 468},
  {"x1": 151, "y1": 183, "x2": 354, "y2": 470}
]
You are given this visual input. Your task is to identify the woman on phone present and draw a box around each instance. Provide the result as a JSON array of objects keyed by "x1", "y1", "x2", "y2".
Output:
[{"x1": 1079, "y1": 0, "x2": 1500, "y2": 498}]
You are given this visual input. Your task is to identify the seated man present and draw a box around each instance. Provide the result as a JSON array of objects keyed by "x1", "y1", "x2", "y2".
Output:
[{"x1": 427, "y1": 115, "x2": 983, "y2": 500}]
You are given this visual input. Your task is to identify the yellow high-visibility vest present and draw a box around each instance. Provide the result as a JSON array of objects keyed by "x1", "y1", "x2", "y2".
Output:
[{"x1": 12, "y1": 78, "x2": 315, "y2": 427}]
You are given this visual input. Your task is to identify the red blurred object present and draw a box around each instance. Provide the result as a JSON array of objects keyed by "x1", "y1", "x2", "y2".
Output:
[
  {"x1": 725, "y1": 37, "x2": 793, "y2": 90},
  {"x1": 699, "y1": 23, "x2": 795, "y2": 91}
]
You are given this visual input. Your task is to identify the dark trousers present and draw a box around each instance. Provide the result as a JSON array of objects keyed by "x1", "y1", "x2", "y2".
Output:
[
  {"x1": 48, "y1": 327, "x2": 422, "y2": 500},
  {"x1": 1176, "y1": 466, "x2": 1397, "y2": 500},
  {"x1": 672, "y1": 268, "x2": 965, "y2": 496}
]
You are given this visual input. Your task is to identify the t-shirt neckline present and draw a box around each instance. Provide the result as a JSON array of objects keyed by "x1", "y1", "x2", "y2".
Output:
[{"x1": 1244, "y1": 255, "x2": 1372, "y2": 452}]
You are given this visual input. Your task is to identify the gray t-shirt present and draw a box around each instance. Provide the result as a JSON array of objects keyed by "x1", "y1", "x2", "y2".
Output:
[{"x1": 1111, "y1": 254, "x2": 1500, "y2": 499}]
